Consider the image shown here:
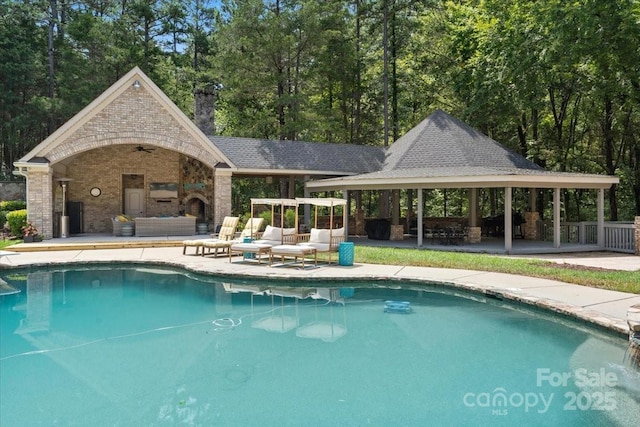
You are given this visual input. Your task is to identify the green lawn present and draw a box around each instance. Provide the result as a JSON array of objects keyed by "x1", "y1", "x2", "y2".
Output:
[{"x1": 348, "y1": 246, "x2": 640, "y2": 294}]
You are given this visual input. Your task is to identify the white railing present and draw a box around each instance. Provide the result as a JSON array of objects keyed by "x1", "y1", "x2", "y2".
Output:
[
  {"x1": 603, "y1": 222, "x2": 635, "y2": 253},
  {"x1": 536, "y1": 221, "x2": 635, "y2": 253}
]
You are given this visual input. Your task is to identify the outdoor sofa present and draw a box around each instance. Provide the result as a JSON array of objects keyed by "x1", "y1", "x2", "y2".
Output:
[{"x1": 134, "y1": 216, "x2": 196, "y2": 237}]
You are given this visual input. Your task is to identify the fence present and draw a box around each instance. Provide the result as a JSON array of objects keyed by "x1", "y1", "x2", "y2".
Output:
[{"x1": 537, "y1": 221, "x2": 635, "y2": 253}]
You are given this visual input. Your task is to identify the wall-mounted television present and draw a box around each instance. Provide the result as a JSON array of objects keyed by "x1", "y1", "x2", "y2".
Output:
[{"x1": 149, "y1": 182, "x2": 178, "y2": 198}]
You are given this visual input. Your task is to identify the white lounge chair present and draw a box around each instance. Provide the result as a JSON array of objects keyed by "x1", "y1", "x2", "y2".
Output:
[
  {"x1": 228, "y1": 224, "x2": 297, "y2": 264},
  {"x1": 297, "y1": 227, "x2": 345, "y2": 263},
  {"x1": 253, "y1": 225, "x2": 297, "y2": 246}
]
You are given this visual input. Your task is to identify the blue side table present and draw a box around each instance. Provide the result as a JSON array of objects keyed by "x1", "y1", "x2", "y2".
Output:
[
  {"x1": 243, "y1": 236, "x2": 253, "y2": 259},
  {"x1": 338, "y1": 241, "x2": 354, "y2": 266}
]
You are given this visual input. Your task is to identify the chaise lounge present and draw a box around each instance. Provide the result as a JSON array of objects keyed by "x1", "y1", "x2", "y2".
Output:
[
  {"x1": 201, "y1": 217, "x2": 265, "y2": 257},
  {"x1": 296, "y1": 227, "x2": 345, "y2": 263},
  {"x1": 228, "y1": 225, "x2": 297, "y2": 264},
  {"x1": 182, "y1": 216, "x2": 239, "y2": 255}
]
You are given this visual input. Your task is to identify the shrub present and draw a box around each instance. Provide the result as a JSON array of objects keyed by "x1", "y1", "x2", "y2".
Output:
[
  {"x1": 0, "y1": 200, "x2": 26, "y2": 211},
  {"x1": 284, "y1": 209, "x2": 296, "y2": 227},
  {"x1": 258, "y1": 210, "x2": 271, "y2": 225},
  {"x1": 0, "y1": 200, "x2": 26, "y2": 229},
  {"x1": 6, "y1": 209, "x2": 27, "y2": 237}
]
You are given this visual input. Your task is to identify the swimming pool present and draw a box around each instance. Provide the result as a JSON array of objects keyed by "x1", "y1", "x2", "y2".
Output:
[{"x1": 1, "y1": 265, "x2": 638, "y2": 426}]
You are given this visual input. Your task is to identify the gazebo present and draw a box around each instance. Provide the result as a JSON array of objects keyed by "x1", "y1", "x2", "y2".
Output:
[{"x1": 305, "y1": 110, "x2": 619, "y2": 253}]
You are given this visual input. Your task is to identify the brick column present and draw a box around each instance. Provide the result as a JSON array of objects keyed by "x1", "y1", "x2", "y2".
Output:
[
  {"x1": 634, "y1": 216, "x2": 640, "y2": 256},
  {"x1": 26, "y1": 169, "x2": 54, "y2": 239},
  {"x1": 213, "y1": 168, "x2": 232, "y2": 229},
  {"x1": 524, "y1": 211, "x2": 540, "y2": 240}
]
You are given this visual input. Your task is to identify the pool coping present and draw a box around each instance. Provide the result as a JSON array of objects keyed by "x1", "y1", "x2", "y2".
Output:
[{"x1": 1, "y1": 247, "x2": 636, "y2": 339}]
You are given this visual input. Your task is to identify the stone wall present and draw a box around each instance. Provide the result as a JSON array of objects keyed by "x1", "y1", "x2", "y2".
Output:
[
  {"x1": 194, "y1": 88, "x2": 215, "y2": 135},
  {"x1": 0, "y1": 181, "x2": 26, "y2": 201}
]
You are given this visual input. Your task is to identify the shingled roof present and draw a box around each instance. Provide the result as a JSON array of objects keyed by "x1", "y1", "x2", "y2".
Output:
[
  {"x1": 383, "y1": 109, "x2": 542, "y2": 171},
  {"x1": 209, "y1": 135, "x2": 384, "y2": 176},
  {"x1": 209, "y1": 110, "x2": 541, "y2": 177},
  {"x1": 307, "y1": 109, "x2": 618, "y2": 191}
]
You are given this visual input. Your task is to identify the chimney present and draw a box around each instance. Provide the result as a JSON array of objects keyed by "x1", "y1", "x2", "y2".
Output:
[{"x1": 194, "y1": 87, "x2": 216, "y2": 135}]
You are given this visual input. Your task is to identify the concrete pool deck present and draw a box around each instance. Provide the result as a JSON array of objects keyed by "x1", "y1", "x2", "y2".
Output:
[{"x1": 1, "y1": 243, "x2": 639, "y2": 337}]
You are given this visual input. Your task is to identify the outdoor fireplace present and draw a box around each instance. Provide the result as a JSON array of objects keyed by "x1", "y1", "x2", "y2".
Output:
[{"x1": 183, "y1": 193, "x2": 210, "y2": 224}]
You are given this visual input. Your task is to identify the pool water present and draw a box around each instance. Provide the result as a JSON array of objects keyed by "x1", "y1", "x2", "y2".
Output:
[{"x1": 1, "y1": 266, "x2": 639, "y2": 426}]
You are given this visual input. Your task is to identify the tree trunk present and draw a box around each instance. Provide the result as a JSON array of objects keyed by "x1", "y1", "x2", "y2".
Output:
[{"x1": 602, "y1": 99, "x2": 618, "y2": 220}]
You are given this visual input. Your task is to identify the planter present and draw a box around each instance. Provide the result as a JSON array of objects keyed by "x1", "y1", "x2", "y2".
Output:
[
  {"x1": 197, "y1": 223, "x2": 209, "y2": 234},
  {"x1": 23, "y1": 236, "x2": 34, "y2": 243},
  {"x1": 121, "y1": 223, "x2": 134, "y2": 237}
]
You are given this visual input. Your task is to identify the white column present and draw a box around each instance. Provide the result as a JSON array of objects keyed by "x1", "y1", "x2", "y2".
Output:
[
  {"x1": 417, "y1": 189, "x2": 423, "y2": 247},
  {"x1": 303, "y1": 175, "x2": 311, "y2": 226},
  {"x1": 343, "y1": 190, "x2": 349, "y2": 237},
  {"x1": 504, "y1": 187, "x2": 513, "y2": 253},
  {"x1": 597, "y1": 188, "x2": 605, "y2": 247},
  {"x1": 553, "y1": 188, "x2": 561, "y2": 248}
]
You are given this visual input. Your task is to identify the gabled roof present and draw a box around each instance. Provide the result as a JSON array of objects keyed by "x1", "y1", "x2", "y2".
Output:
[
  {"x1": 307, "y1": 109, "x2": 619, "y2": 191},
  {"x1": 14, "y1": 67, "x2": 232, "y2": 169},
  {"x1": 210, "y1": 136, "x2": 384, "y2": 176}
]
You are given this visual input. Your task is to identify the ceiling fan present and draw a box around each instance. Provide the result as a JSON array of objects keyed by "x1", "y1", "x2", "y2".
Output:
[{"x1": 133, "y1": 145, "x2": 155, "y2": 153}]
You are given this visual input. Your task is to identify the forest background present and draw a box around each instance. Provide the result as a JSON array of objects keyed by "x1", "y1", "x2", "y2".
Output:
[{"x1": 1, "y1": 0, "x2": 639, "y2": 221}]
